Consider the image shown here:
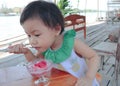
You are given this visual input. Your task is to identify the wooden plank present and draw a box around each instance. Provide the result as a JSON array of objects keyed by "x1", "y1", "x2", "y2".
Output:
[{"x1": 76, "y1": 22, "x2": 106, "y2": 39}]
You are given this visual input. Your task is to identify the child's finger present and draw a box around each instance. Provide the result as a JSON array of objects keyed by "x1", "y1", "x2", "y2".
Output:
[
  {"x1": 8, "y1": 44, "x2": 21, "y2": 53},
  {"x1": 18, "y1": 44, "x2": 30, "y2": 53}
]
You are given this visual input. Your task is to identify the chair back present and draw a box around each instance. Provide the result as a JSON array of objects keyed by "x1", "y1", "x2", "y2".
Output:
[{"x1": 64, "y1": 14, "x2": 86, "y2": 39}]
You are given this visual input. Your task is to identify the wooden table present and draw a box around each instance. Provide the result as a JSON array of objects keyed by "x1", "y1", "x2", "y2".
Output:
[
  {"x1": 93, "y1": 42, "x2": 117, "y2": 70},
  {"x1": 0, "y1": 66, "x2": 77, "y2": 86},
  {"x1": 93, "y1": 42, "x2": 117, "y2": 55}
]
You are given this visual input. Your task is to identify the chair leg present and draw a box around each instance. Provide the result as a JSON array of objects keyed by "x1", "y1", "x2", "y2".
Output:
[
  {"x1": 115, "y1": 59, "x2": 119, "y2": 86},
  {"x1": 84, "y1": 28, "x2": 86, "y2": 39},
  {"x1": 119, "y1": 60, "x2": 120, "y2": 74},
  {"x1": 100, "y1": 55, "x2": 105, "y2": 70}
]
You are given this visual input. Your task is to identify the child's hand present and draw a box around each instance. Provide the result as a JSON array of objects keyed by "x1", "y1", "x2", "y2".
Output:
[
  {"x1": 75, "y1": 76, "x2": 92, "y2": 86},
  {"x1": 8, "y1": 44, "x2": 31, "y2": 54}
]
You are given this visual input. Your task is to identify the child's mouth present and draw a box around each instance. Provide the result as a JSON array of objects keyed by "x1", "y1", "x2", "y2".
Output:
[{"x1": 34, "y1": 47, "x2": 40, "y2": 50}]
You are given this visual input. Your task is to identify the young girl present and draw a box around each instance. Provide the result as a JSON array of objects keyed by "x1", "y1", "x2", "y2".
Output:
[{"x1": 8, "y1": 1, "x2": 100, "y2": 86}]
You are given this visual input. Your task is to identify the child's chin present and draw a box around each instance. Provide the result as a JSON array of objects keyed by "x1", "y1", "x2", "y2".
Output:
[{"x1": 37, "y1": 50, "x2": 45, "y2": 54}]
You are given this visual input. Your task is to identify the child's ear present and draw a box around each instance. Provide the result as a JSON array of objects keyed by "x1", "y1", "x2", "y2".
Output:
[{"x1": 54, "y1": 24, "x2": 62, "y2": 35}]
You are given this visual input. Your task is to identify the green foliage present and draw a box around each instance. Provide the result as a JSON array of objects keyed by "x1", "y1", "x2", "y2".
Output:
[
  {"x1": 56, "y1": 0, "x2": 103, "y2": 16},
  {"x1": 57, "y1": 0, "x2": 72, "y2": 16}
]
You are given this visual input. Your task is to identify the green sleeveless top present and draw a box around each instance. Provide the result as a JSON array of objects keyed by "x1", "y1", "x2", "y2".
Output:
[{"x1": 42, "y1": 29, "x2": 76, "y2": 63}]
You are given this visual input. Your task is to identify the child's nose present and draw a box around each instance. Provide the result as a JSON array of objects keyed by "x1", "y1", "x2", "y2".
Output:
[{"x1": 29, "y1": 38, "x2": 37, "y2": 45}]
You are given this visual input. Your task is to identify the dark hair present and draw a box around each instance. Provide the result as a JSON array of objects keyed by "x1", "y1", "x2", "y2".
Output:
[{"x1": 20, "y1": 0, "x2": 64, "y2": 34}]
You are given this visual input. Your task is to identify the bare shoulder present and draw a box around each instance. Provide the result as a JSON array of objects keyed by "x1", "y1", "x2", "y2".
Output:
[
  {"x1": 74, "y1": 38, "x2": 96, "y2": 59},
  {"x1": 74, "y1": 38, "x2": 89, "y2": 51}
]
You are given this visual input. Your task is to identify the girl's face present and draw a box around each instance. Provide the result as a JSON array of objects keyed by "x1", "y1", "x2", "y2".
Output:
[{"x1": 22, "y1": 18, "x2": 60, "y2": 53}]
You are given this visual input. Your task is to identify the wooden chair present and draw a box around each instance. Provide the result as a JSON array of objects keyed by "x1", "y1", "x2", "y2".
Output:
[
  {"x1": 92, "y1": 32, "x2": 120, "y2": 86},
  {"x1": 64, "y1": 14, "x2": 86, "y2": 39}
]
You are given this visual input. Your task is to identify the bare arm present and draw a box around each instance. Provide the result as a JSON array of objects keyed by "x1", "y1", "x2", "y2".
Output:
[
  {"x1": 8, "y1": 44, "x2": 38, "y2": 62},
  {"x1": 74, "y1": 38, "x2": 100, "y2": 81}
]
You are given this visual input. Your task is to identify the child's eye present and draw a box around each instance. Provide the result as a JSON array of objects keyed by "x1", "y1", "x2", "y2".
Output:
[
  {"x1": 35, "y1": 34, "x2": 40, "y2": 37},
  {"x1": 27, "y1": 35, "x2": 31, "y2": 37}
]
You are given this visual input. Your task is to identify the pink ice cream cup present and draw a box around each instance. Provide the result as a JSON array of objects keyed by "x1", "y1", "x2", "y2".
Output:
[{"x1": 26, "y1": 59, "x2": 53, "y2": 78}]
